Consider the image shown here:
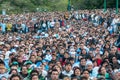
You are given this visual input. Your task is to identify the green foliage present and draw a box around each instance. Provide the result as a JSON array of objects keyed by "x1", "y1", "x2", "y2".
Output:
[{"x1": 0, "y1": 0, "x2": 119, "y2": 14}]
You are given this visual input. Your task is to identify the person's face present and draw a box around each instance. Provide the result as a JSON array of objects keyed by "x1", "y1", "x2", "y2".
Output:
[
  {"x1": 82, "y1": 49, "x2": 86, "y2": 54},
  {"x1": 80, "y1": 59, "x2": 86, "y2": 66},
  {"x1": 11, "y1": 76, "x2": 20, "y2": 80},
  {"x1": 72, "y1": 78, "x2": 77, "y2": 80},
  {"x1": 82, "y1": 71, "x2": 89, "y2": 79},
  {"x1": 32, "y1": 75, "x2": 39, "y2": 80},
  {"x1": 65, "y1": 64, "x2": 72, "y2": 72},
  {"x1": 112, "y1": 57, "x2": 117, "y2": 63},
  {"x1": 30, "y1": 55, "x2": 36, "y2": 63},
  {"x1": 56, "y1": 62, "x2": 61, "y2": 67},
  {"x1": 1, "y1": 77, "x2": 7, "y2": 80},
  {"x1": 60, "y1": 49, "x2": 65, "y2": 54},
  {"x1": 49, "y1": 63, "x2": 54, "y2": 69},
  {"x1": 100, "y1": 67, "x2": 106, "y2": 75},
  {"x1": 75, "y1": 69, "x2": 81, "y2": 76},
  {"x1": 115, "y1": 72, "x2": 120, "y2": 79},
  {"x1": 52, "y1": 55, "x2": 56, "y2": 60},
  {"x1": 17, "y1": 57, "x2": 23, "y2": 63},
  {"x1": 22, "y1": 66, "x2": 28, "y2": 74},
  {"x1": 11, "y1": 70, "x2": 17, "y2": 75},
  {"x1": 0, "y1": 68, "x2": 6, "y2": 74},
  {"x1": 111, "y1": 48, "x2": 116, "y2": 54},
  {"x1": 51, "y1": 71, "x2": 59, "y2": 80},
  {"x1": 105, "y1": 44, "x2": 109, "y2": 48},
  {"x1": 0, "y1": 54, "x2": 4, "y2": 60},
  {"x1": 70, "y1": 60, "x2": 74, "y2": 64},
  {"x1": 87, "y1": 64, "x2": 93, "y2": 71},
  {"x1": 64, "y1": 53, "x2": 69, "y2": 58}
]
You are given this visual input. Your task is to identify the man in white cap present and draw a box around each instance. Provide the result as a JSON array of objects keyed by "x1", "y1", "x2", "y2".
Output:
[{"x1": 85, "y1": 60, "x2": 99, "y2": 78}]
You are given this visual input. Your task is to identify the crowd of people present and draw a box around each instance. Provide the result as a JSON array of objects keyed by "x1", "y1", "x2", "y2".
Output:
[{"x1": 0, "y1": 9, "x2": 120, "y2": 80}]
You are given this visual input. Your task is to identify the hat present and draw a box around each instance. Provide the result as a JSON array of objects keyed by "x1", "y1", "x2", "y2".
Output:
[
  {"x1": 24, "y1": 60, "x2": 32, "y2": 65},
  {"x1": 86, "y1": 61, "x2": 93, "y2": 66},
  {"x1": 12, "y1": 61, "x2": 18, "y2": 65}
]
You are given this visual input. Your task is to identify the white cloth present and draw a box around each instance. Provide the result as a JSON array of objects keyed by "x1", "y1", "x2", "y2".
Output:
[{"x1": 62, "y1": 70, "x2": 73, "y2": 77}]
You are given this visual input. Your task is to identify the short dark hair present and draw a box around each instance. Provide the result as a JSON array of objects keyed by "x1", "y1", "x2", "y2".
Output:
[
  {"x1": 30, "y1": 74, "x2": 39, "y2": 80},
  {"x1": 80, "y1": 76, "x2": 88, "y2": 80},
  {"x1": 71, "y1": 77, "x2": 78, "y2": 80},
  {"x1": 51, "y1": 69, "x2": 59, "y2": 74},
  {"x1": 10, "y1": 74, "x2": 22, "y2": 80},
  {"x1": 65, "y1": 62, "x2": 72, "y2": 66},
  {"x1": 81, "y1": 69, "x2": 89, "y2": 75},
  {"x1": 30, "y1": 69, "x2": 39, "y2": 76}
]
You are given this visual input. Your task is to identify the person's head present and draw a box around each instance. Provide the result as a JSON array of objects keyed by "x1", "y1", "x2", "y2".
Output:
[
  {"x1": 85, "y1": 61, "x2": 93, "y2": 71},
  {"x1": 1, "y1": 76, "x2": 7, "y2": 80},
  {"x1": 51, "y1": 69, "x2": 59, "y2": 80},
  {"x1": 63, "y1": 76, "x2": 71, "y2": 80},
  {"x1": 71, "y1": 77, "x2": 78, "y2": 80},
  {"x1": 0, "y1": 54, "x2": 5, "y2": 60},
  {"x1": 65, "y1": 62, "x2": 72, "y2": 72},
  {"x1": 97, "y1": 76, "x2": 106, "y2": 80},
  {"x1": 80, "y1": 58, "x2": 86, "y2": 66},
  {"x1": 48, "y1": 61, "x2": 54, "y2": 69},
  {"x1": 9, "y1": 69, "x2": 18, "y2": 75},
  {"x1": 17, "y1": 56, "x2": 23, "y2": 63},
  {"x1": 46, "y1": 50, "x2": 50, "y2": 54},
  {"x1": 21, "y1": 65, "x2": 28, "y2": 74},
  {"x1": 81, "y1": 49, "x2": 87, "y2": 54},
  {"x1": 98, "y1": 66, "x2": 106, "y2": 75},
  {"x1": 30, "y1": 55, "x2": 36, "y2": 63},
  {"x1": 111, "y1": 56, "x2": 118, "y2": 64},
  {"x1": 30, "y1": 74, "x2": 39, "y2": 80},
  {"x1": 0, "y1": 64, "x2": 6, "y2": 74},
  {"x1": 81, "y1": 69, "x2": 90, "y2": 79},
  {"x1": 30, "y1": 69, "x2": 39, "y2": 76},
  {"x1": 101, "y1": 60, "x2": 109, "y2": 67},
  {"x1": 80, "y1": 75, "x2": 88, "y2": 80},
  {"x1": 110, "y1": 47, "x2": 116, "y2": 54},
  {"x1": 53, "y1": 65, "x2": 61, "y2": 74},
  {"x1": 73, "y1": 67, "x2": 81, "y2": 76},
  {"x1": 64, "y1": 52, "x2": 70, "y2": 58},
  {"x1": 24, "y1": 60, "x2": 32, "y2": 69},
  {"x1": 10, "y1": 65, "x2": 18, "y2": 70},
  {"x1": 10, "y1": 74, "x2": 22, "y2": 80},
  {"x1": 114, "y1": 71, "x2": 120, "y2": 80},
  {"x1": 69, "y1": 57, "x2": 75, "y2": 65},
  {"x1": 52, "y1": 54, "x2": 57, "y2": 60},
  {"x1": 56, "y1": 61, "x2": 62, "y2": 68}
]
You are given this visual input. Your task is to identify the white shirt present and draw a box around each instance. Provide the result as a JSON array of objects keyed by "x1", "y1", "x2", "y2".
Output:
[
  {"x1": 45, "y1": 54, "x2": 52, "y2": 61},
  {"x1": 62, "y1": 70, "x2": 73, "y2": 77}
]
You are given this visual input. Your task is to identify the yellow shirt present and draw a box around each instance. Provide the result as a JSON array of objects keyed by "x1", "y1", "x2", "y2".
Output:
[{"x1": 6, "y1": 23, "x2": 12, "y2": 31}]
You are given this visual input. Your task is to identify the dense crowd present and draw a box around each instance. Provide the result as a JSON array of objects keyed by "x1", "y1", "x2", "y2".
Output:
[{"x1": 0, "y1": 9, "x2": 120, "y2": 80}]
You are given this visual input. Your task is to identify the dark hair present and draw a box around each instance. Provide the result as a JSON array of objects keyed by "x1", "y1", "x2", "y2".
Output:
[
  {"x1": 30, "y1": 69, "x2": 39, "y2": 76},
  {"x1": 73, "y1": 67, "x2": 82, "y2": 75},
  {"x1": 10, "y1": 74, "x2": 22, "y2": 80},
  {"x1": 0, "y1": 59, "x2": 5, "y2": 65},
  {"x1": 81, "y1": 69, "x2": 89, "y2": 75},
  {"x1": 65, "y1": 62, "x2": 72, "y2": 67},
  {"x1": 71, "y1": 77, "x2": 78, "y2": 80},
  {"x1": 30, "y1": 74, "x2": 39, "y2": 80},
  {"x1": 80, "y1": 58, "x2": 86, "y2": 62},
  {"x1": 9, "y1": 69, "x2": 18, "y2": 74},
  {"x1": 0, "y1": 76, "x2": 7, "y2": 80},
  {"x1": 101, "y1": 60, "x2": 109, "y2": 67},
  {"x1": 80, "y1": 76, "x2": 88, "y2": 80},
  {"x1": 21, "y1": 65, "x2": 27, "y2": 71},
  {"x1": 98, "y1": 66, "x2": 105, "y2": 74},
  {"x1": 51, "y1": 69, "x2": 59, "y2": 74}
]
